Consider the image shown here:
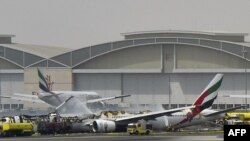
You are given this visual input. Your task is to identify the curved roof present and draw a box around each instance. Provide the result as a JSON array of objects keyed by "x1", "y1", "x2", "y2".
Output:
[
  {"x1": 47, "y1": 36, "x2": 250, "y2": 69},
  {"x1": 1, "y1": 43, "x2": 71, "y2": 58},
  {"x1": 1, "y1": 31, "x2": 250, "y2": 69},
  {"x1": 0, "y1": 43, "x2": 72, "y2": 68}
]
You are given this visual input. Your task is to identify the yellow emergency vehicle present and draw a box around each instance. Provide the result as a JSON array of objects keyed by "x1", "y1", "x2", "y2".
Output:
[
  {"x1": 0, "y1": 116, "x2": 33, "y2": 137},
  {"x1": 127, "y1": 122, "x2": 152, "y2": 135},
  {"x1": 225, "y1": 112, "x2": 250, "y2": 125}
]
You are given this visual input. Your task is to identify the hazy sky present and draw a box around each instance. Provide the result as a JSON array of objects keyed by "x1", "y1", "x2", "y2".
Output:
[{"x1": 1, "y1": 0, "x2": 250, "y2": 49}]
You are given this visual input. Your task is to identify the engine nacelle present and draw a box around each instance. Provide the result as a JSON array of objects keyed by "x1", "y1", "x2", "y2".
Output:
[{"x1": 92, "y1": 119, "x2": 116, "y2": 133}]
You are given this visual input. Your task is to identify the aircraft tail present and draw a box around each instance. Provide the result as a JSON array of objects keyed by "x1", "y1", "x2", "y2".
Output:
[
  {"x1": 192, "y1": 74, "x2": 224, "y2": 111},
  {"x1": 174, "y1": 74, "x2": 224, "y2": 126},
  {"x1": 38, "y1": 68, "x2": 51, "y2": 93}
]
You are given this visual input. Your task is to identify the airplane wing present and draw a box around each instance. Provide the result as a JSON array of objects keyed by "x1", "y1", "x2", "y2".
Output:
[
  {"x1": 86, "y1": 95, "x2": 131, "y2": 103},
  {"x1": 1, "y1": 93, "x2": 46, "y2": 104},
  {"x1": 203, "y1": 106, "x2": 244, "y2": 117},
  {"x1": 115, "y1": 106, "x2": 195, "y2": 124}
]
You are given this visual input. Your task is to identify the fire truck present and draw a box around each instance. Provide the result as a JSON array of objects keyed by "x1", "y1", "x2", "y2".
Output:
[
  {"x1": 0, "y1": 116, "x2": 33, "y2": 137},
  {"x1": 127, "y1": 121, "x2": 152, "y2": 135},
  {"x1": 225, "y1": 112, "x2": 250, "y2": 125}
]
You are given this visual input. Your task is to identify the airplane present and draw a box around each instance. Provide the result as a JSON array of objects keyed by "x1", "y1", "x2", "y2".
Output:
[
  {"x1": 15, "y1": 73, "x2": 225, "y2": 132},
  {"x1": 1, "y1": 68, "x2": 130, "y2": 114},
  {"x1": 78, "y1": 73, "x2": 227, "y2": 132},
  {"x1": 155, "y1": 105, "x2": 244, "y2": 131}
]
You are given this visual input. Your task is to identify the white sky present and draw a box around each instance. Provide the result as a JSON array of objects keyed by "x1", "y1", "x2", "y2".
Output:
[{"x1": 1, "y1": 0, "x2": 250, "y2": 49}]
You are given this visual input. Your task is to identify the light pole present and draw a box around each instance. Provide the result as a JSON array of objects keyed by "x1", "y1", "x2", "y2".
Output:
[{"x1": 242, "y1": 48, "x2": 248, "y2": 110}]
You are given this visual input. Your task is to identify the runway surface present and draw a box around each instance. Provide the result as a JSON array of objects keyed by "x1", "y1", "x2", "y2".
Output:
[{"x1": 0, "y1": 134, "x2": 223, "y2": 141}]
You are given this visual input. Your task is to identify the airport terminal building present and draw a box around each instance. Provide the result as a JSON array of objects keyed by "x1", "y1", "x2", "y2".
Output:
[{"x1": 0, "y1": 30, "x2": 250, "y2": 110}]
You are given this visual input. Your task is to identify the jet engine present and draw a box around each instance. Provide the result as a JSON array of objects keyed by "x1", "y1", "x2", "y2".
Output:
[{"x1": 92, "y1": 119, "x2": 116, "y2": 132}]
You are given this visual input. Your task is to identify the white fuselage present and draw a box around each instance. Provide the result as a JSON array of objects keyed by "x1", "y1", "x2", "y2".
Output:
[
  {"x1": 101, "y1": 109, "x2": 223, "y2": 131},
  {"x1": 93, "y1": 109, "x2": 223, "y2": 131},
  {"x1": 149, "y1": 109, "x2": 223, "y2": 130}
]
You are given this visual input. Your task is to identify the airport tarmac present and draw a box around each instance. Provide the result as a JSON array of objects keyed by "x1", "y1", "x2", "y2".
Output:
[{"x1": 0, "y1": 134, "x2": 223, "y2": 141}]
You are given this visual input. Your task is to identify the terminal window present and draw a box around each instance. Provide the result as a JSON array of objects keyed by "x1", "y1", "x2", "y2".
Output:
[
  {"x1": 171, "y1": 104, "x2": 178, "y2": 108},
  {"x1": 227, "y1": 104, "x2": 233, "y2": 108},
  {"x1": 179, "y1": 104, "x2": 186, "y2": 107},
  {"x1": 218, "y1": 104, "x2": 226, "y2": 109},
  {"x1": 3, "y1": 104, "x2": 10, "y2": 109},
  {"x1": 234, "y1": 104, "x2": 241, "y2": 108},
  {"x1": 11, "y1": 104, "x2": 18, "y2": 109},
  {"x1": 18, "y1": 104, "x2": 24, "y2": 109},
  {"x1": 212, "y1": 104, "x2": 218, "y2": 109}
]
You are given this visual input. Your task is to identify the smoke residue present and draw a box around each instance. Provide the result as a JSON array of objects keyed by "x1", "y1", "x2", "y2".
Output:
[{"x1": 57, "y1": 97, "x2": 93, "y2": 117}]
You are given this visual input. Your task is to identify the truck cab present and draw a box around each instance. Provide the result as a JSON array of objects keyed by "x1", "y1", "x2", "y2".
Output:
[{"x1": 127, "y1": 122, "x2": 152, "y2": 135}]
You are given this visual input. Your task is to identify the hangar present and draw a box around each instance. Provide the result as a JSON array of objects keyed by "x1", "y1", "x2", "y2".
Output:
[{"x1": 0, "y1": 30, "x2": 250, "y2": 110}]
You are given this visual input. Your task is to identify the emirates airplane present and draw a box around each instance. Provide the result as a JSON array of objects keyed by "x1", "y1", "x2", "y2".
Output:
[
  {"x1": 80, "y1": 73, "x2": 230, "y2": 132},
  {"x1": 2, "y1": 69, "x2": 130, "y2": 113}
]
